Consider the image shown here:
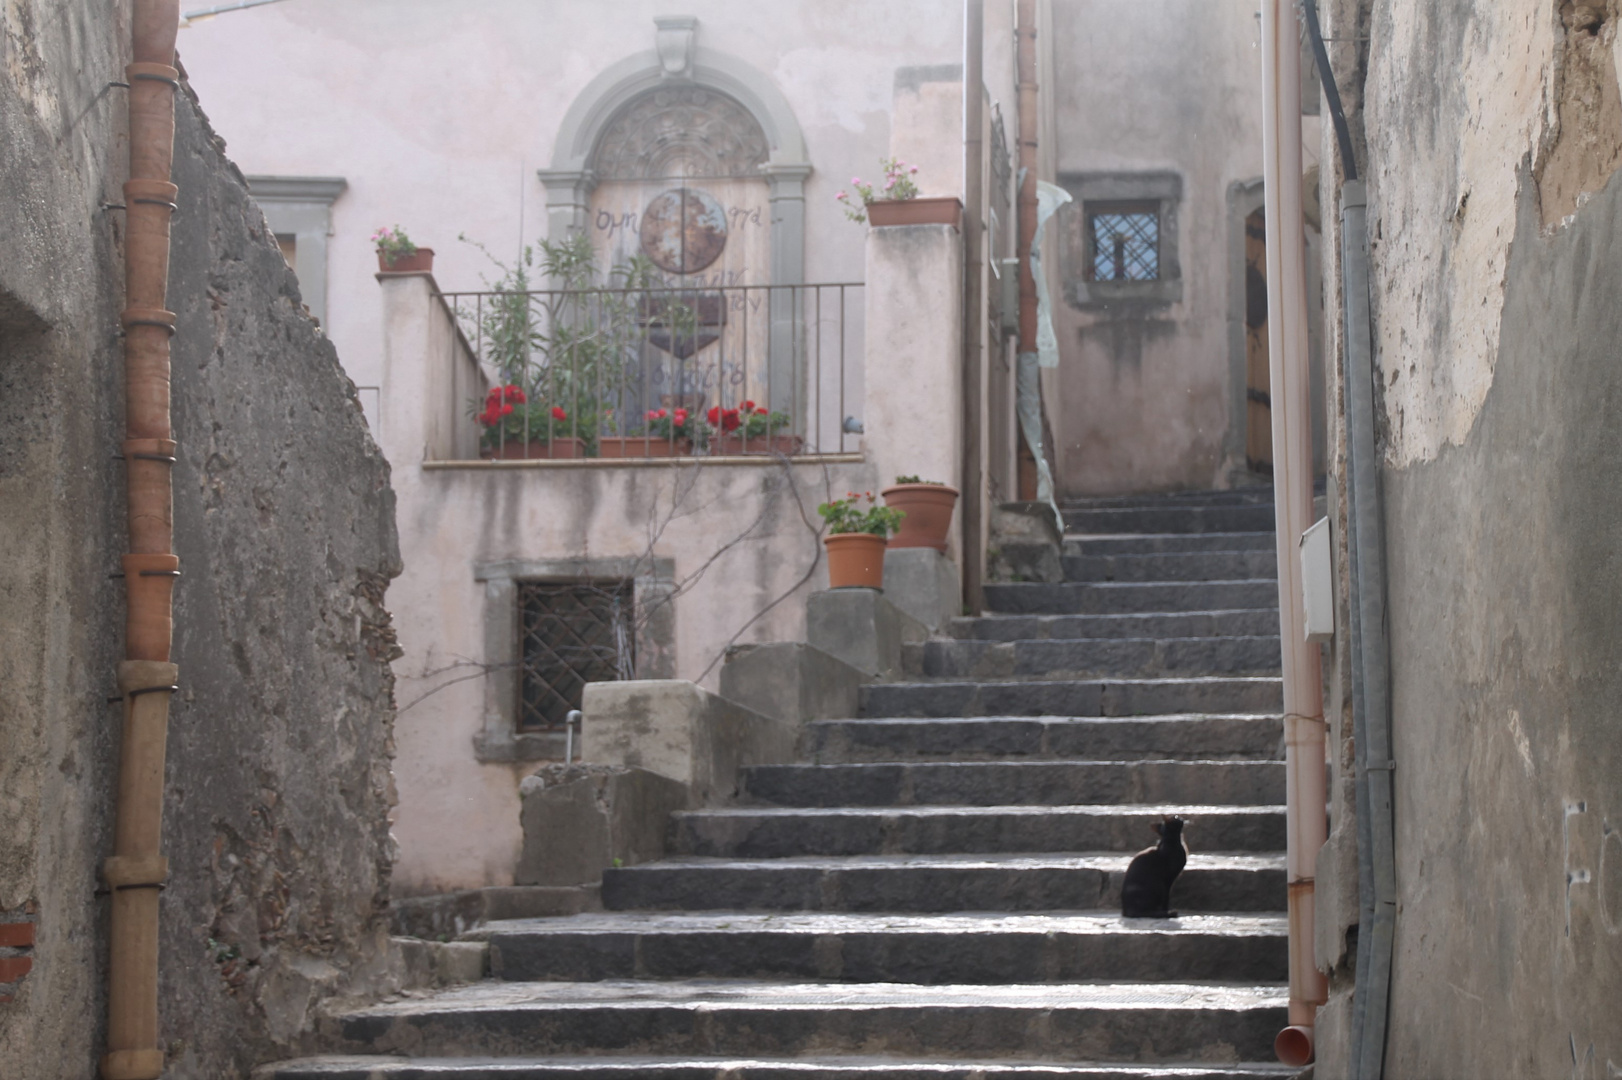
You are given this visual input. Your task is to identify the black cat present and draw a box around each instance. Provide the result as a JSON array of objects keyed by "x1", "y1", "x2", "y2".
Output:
[{"x1": 1120, "y1": 815, "x2": 1188, "y2": 918}]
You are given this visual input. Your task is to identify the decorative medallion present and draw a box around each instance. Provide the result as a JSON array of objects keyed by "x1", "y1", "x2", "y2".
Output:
[{"x1": 640, "y1": 187, "x2": 728, "y2": 275}]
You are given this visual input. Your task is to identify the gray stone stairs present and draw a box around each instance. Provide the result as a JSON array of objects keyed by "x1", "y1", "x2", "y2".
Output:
[{"x1": 261, "y1": 489, "x2": 1298, "y2": 1080}]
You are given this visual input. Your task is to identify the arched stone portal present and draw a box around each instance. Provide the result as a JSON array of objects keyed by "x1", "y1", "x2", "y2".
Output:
[{"x1": 536, "y1": 27, "x2": 812, "y2": 417}]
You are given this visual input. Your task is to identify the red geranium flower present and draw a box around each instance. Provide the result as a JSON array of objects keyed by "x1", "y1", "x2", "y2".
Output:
[
  {"x1": 743, "y1": 400, "x2": 756, "y2": 411},
  {"x1": 551, "y1": 406, "x2": 568, "y2": 421},
  {"x1": 722, "y1": 409, "x2": 741, "y2": 432},
  {"x1": 500, "y1": 403, "x2": 514, "y2": 416},
  {"x1": 674, "y1": 408, "x2": 688, "y2": 423},
  {"x1": 707, "y1": 406, "x2": 721, "y2": 425}
]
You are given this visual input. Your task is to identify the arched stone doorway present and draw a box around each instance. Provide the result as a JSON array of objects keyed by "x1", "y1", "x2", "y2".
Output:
[{"x1": 537, "y1": 31, "x2": 811, "y2": 417}]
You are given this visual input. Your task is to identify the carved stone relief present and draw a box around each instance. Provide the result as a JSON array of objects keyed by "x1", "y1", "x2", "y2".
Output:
[{"x1": 592, "y1": 86, "x2": 770, "y2": 181}]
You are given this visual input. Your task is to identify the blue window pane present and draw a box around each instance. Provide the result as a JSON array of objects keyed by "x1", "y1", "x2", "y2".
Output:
[{"x1": 1090, "y1": 211, "x2": 1159, "y2": 281}]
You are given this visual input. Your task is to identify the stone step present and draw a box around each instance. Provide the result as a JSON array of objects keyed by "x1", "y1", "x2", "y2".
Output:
[
  {"x1": 481, "y1": 911, "x2": 1288, "y2": 984},
  {"x1": 1062, "y1": 488, "x2": 1276, "y2": 509},
  {"x1": 1064, "y1": 532, "x2": 1277, "y2": 556},
  {"x1": 671, "y1": 804, "x2": 1286, "y2": 858},
  {"x1": 1062, "y1": 551, "x2": 1278, "y2": 583},
  {"x1": 802, "y1": 715, "x2": 1283, "y2": 763},
  {"x1": 601, "y1": 853, "x2": 1286, "y2": 914},
  {"x1": 258, "y1": 1057, "x2": 1305, "y2": 1080},
  {"x1": 322, "y1": 979, "x2": 1289, "y2": 1062},
  {"x1": 859, "y1": 677, "x2": 1283, "y2": 719},
  {"x1": 1062, "y1": 505, "x2": 1276, "y2": 535},
  {"x1": 982, "y1": 581, "x2": 1278, "y2": 617},
  {"x1": 740, "y1": 761, "x2": 1283, "y2": 808},
  {"x1": 908, "y1": 637, "x2": 1282, "y2": 680},
  {"x1": 948, "y1": 610, "x2": 1281, "y2": 643}
]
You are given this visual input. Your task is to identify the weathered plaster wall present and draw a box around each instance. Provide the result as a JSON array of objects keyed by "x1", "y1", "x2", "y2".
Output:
[
  {"x1": 1047, "y1": 0, "x2": 1280, "y2": 496},
  {"x1": 1363, "y1": 2, "x2": 1557, "y2": 468},
  {"x1": 1309, "y1": 2, "x2": 1622, "y2": 1075},
  {"x1": 0, "y1": 2, "x2": 127, "y2": 1072},
  {"x1": 386, "y1": 456, "x2": 875, "y2": 894},
  {"x1": 1378, "y1": 165, "x2": 1622, "y2": 1080},
  {"x1": 1, "y1": 6, "x2": 402, "y2": 1074}
]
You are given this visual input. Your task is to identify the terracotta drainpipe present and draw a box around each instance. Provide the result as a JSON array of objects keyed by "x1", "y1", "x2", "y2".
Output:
[
  {"x1": 104, "y1": 2, "x2": 182, "y2": 1078},
  {"x1": 1015, "y1": 0, "x2": 1039, "y2": 356},
  {"x1": 1259, "y1": 0, "x2": 1329, "y2": 1066}
]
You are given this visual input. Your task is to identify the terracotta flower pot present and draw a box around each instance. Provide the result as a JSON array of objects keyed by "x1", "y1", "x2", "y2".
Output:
[
  {"x1": 597, "y1": 436, "x2": 693, "y2": 458},
  {"x1": 866, "y1": 197, "x2": 964, "y2": 229},
  {"x1": 481, "y1": 436, "x2": 585, "y2": 460},
  {"x1": 712, "y1": 433, "x2": 804, "y2": 456},
  {"x1": 882, "y1": 482, "x2": 959, "y2": 552},
  {"x1": 824, "y1": 533, "x2": 888, "y2": 590},
  {"x1": 377, "y1": 247, "x2": 434, "y2": 273}
]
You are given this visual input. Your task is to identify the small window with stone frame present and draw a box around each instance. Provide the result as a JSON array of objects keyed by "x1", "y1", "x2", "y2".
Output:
[
  {"x1": 516, "y1": 579, "x2": 635, "y2": 731},
  {"x1": 1084, "y1": 200, "x2": 1161, "y2": 283}
]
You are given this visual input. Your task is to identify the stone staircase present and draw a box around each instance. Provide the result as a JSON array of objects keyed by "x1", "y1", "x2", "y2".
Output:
[{"x1": 261, "y1": 488, "x2": 1300, "y2": 1079}]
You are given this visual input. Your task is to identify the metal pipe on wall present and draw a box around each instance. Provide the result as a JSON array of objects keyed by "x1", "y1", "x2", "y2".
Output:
[
  {"x1": 960, "y1": 0, "x2": 986, "y2": 614},
  {"x1": 1015, "y1": 0, "x2": 1040, "y2": 358},
  {"x1": 104, "y1": 1, "x2": 182, "y2": 1077},
  {"x1": 1340, "y1": 178, "x2": 1396, "y2": 1080},
  {"x1": 1259, "y1": 0, "x2": 1330, "y2": 1065}
]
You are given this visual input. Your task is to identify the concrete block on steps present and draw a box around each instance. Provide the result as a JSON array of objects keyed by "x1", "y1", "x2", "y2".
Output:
[
  {"x1": 516, "y1": 764, "x2": 690, "y2": 886},
  {"x1": 882, "y1": 547, "x2": 961, "y2": 630},
  {"x1": 720, "y1": 641, "x2": 870, "y2": 724},
  {"x1": 393, "y1": 937, "x2": 487, "y2": 988},
  {"x1": 806, "y1": 588, "x2": 927, "y2": 680},
  {"x1": 582, "y1": 680, "x2": 797, "y2": 805},
  {"x1": 988, "y1": 501, "x2": 1064, "y2": 583}
]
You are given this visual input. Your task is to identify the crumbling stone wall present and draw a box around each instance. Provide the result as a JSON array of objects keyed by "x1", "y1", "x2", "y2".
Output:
[
  {"x1": 155, "y1": 78, "x2": 403, "y2": 1076},
  {"x1": 0, "y1": 5, "x2": 401, "y2": 1076}
]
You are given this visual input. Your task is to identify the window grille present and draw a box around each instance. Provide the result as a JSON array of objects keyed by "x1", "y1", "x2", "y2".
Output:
[
  {"x1": 517, "y1": 580, "x2": 634, "y2": 731},
  {"x1": 1088, "y1": 204, "x2": 1160, "y2": 282}
]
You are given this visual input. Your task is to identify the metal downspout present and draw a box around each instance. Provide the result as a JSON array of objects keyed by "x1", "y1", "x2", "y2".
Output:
[
  {"x1": 1260, "y1": 0, "x2": 1330, "y2": 1065},
  {"x1": 1298, "y1": 3, "x2": 1397, "y2": 1072},
  {"x1": 1339, "y1": 179, "x2": 1396, "y2": 1080},
  {"x1": 104, "y1": 1, "x2": 182, "y2": 1077},
  {"x1": 960, "y1": 0, "x2": 986, "y2": 613}
]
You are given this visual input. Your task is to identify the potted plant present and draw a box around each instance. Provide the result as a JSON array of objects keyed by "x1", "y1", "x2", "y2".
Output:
[
  {"x1": 882, "y1": 475, "x2": 960, "y2": 552},
  {"x1": 818, "y1": 491, "x2": 905, "y2": 590},
  {"x1": 710, "y1": 402, "x2": 801, "y2": 456},
  {"x1": 837, "y1": 159, "x2": 963, "y2": 229},
  {"x1": 598, "y1": 406, "x2": 706, "y2": 458},
  {"x1": 474, "y1": 385, "x2": 587, "y2": 459},
  {"x1": 373, "y1": 225, "x2": 434, "y2": 273}
]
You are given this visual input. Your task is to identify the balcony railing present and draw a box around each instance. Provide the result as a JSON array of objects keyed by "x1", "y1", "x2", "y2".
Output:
[{"x1": 435, "y1": 282, "x2": 862, "y2": 461}]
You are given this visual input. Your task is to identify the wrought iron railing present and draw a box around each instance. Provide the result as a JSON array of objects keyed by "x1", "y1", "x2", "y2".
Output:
[{"x1": 435, "y1": 282, "x2": 862, "y2": 460}]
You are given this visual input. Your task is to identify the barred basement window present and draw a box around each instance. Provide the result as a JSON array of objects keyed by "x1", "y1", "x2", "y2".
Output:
[
  {"x1": 1087, "y1": 201, "x2": 1160, "y2": 282},
  {"x1": 517, "y1": 580, "x2": 634, "y2": 731}
]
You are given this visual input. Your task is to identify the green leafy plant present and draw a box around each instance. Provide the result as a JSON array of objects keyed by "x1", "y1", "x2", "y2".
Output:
[
  {"x1": 818, "y1": 491, "x2": 905, "y2": 537},
  {"x1": 459, "y1": 234, "x2": 663, "y2": 453},
  {"x1": 894, "y1": 475, "x2": 949, "y2": 485},
  {"x1": 371, "y1": 224, "x2": 417, "y2": 266},
  {"x1": 744, "y1": 406, "x2": 793, "y2": 439},
  {"x1": 836, "y1": 158, "x2": 921, "y2": 224}
]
